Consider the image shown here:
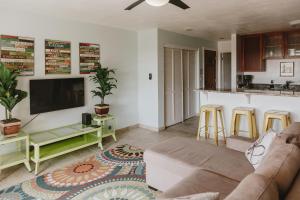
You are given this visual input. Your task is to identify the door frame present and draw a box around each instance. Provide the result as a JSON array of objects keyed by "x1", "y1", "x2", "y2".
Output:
[
  {"x1": 202, "y1": 47, "x2": 218, "y2": 90},
  {"x1": 220, "y1": 52, "x2": 232, "y2": 90},
  {"x1": 163, "y1": 45, "x2": 200, "y2": 128}
]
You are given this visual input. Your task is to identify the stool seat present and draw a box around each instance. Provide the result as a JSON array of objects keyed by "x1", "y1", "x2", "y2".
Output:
[
  {"x1": 231, "y1": 107, "x2": 258, "y2": 139},
  {"x1": 233, "y1": 107, "x2": 255, "y2": 112},
  {"x1": 263, "y1": 110, "x2": 291, "y2": 133},
  {"x1": 201, "y1": 104, "x2": 223, "y2": 110},
  {"x1": 265, "y1": 110, "x2": 290, "y2": 115},
  {"x1": 197, "y1": 104, "x2": 226, "y2": 146}
]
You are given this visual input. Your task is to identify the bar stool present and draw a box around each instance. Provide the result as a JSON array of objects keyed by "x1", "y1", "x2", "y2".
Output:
[
  {"x1": 197, "y1": 104, "x2": 226, "y2": 146},
  {"x1": 263, "y1": 110, "x2": 292, "y2": 133},
  {"x1": 230, "y1": 107, "x2": 258, "y2": 139}
]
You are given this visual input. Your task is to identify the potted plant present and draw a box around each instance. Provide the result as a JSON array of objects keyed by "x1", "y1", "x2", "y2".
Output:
[
  {"x1": 0, "y1": 62, "x2": 27, "y2": 137},
  {"x1": 90, "y1": 66, "x2": 117, "y2": 116}
]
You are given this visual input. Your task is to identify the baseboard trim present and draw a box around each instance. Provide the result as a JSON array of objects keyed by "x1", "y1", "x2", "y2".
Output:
[
  {"x1": 116, "y1": 124, "x2": 139, "y2": 134},
  {"x1": 138, "y1": 124, "x2": 165, "y2": 132}
]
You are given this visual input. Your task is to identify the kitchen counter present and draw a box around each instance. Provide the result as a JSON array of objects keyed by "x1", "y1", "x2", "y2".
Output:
[
  {"x1": 194, "y1": 88, "x2": 300, "y2": 97},
  {"x1": 196, "y1": 88, "x2": 300, "y2": 138}
]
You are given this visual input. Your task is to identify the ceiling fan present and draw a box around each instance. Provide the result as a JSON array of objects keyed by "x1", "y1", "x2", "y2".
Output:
[{"x1": 125, "y1": 0, "x2": 190, "y2": 10}]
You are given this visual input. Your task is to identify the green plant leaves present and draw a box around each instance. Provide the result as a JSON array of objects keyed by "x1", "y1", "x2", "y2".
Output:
[
  {"x1": 0, "y1": 62, "x2": 28, "y2": 119},
  {"x1": 89, "y1": 66, "x2": 117, "y2": 104}
]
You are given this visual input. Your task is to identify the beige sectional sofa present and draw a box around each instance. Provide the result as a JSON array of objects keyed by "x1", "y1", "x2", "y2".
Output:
[{"x1": 144, "y1": 123, "x2": 300, "y2": 200}]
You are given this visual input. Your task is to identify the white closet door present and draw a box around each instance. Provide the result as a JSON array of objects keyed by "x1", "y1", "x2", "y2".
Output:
[
  {"x1": 173, "y1": 49, "x2": 183, "y2": 124},
  {"x1": 188, "y1": 50, "x2": 197, "y2": 117},
  {"x1": 164, "y1": 48, "x2": 174, "y2": 127},
  {"x1": 164, "y1": 47, "x2": 196, "y2": 127},
  {"x1": 182, "y1": 50, "x2": 189, "y2": 120}
]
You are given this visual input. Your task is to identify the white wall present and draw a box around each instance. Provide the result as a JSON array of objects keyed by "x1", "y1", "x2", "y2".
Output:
[
  {"x1": 244, "y1": 59, "x2": 300, "y2": 84},
  {"x1": 137, "y1": 29, "x2": 159, "y2": 129},
  {"x1": 137, "y1": 29, "x2": 217, "y2": 130},
  {"x1": 231, "y1": 34, "x2": 237, "y2": 90},
  {"x1": 217, "y1": 40, "x2": 231, "y2": 88},
  {"x1": 0, "y1": 10, "x2": 138, "y2": 153},
  {"x1": 137, "y1": 29, "x2": 216, "y2": 130}
]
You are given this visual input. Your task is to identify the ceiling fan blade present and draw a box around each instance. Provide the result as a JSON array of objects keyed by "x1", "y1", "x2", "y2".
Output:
[
  {"x1": 169, "y1": 0, "x2": 190, "y2": 9},
  {"x1": 125, "y1": 0, "x2": 145, "y2": 10}
]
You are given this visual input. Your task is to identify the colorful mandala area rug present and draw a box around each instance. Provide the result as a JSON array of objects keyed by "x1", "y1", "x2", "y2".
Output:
[{"x1": 0, "y1": 144, "x2": 158, "y2": 200}]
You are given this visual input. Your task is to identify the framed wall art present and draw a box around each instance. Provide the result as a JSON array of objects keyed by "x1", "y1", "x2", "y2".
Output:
[
  {"x1": 0, "y1": 35, "x2": 34, "y2": 76},
  {"x1": 45, "y1": 39, "x2": 71, "y2": 74},
  {"x1": 280, "y1": 62, "x2": 294, "y2": 77},
  {"x1": 79, "y1": 43, "x2": 100, "y2": 74}
]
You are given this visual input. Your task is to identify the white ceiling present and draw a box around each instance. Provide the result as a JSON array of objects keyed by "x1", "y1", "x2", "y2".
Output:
[{"x1": 2, "y1": 0, "x2": 300, "y2": 40}]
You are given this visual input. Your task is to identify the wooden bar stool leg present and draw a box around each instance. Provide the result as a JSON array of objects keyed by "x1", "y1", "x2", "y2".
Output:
[
  {"x1": 197, "y1": 110, "x2": 202, "y2": 140},
  {"x1": 213, "y1": 109, "x2": 219, "y2": 146},
  {"x1": 252, "y1": 113, "x2": 258, "y2": 139},
  {"x1": 219, "y1": 110, "x2": 226, "y2": 144},
  {"x1": 205, "y1": 111, "x2": 210, "y2": 139},
  {"x1": 288, "y1": 115, "x2": 292, "y2": 125},
  {"x1": 230, "y1": 111, "x2": 236, "y2": 136},
  {"x1": 263, "y1": 114, "x2": 268, "y2": 133},
  {"x1": 235, "y1": 114, "x2": 241, "y2": 136},
  {"x1": 247, "y1": 111, "x2": 254, "y2": 139},
  {"x1": 267, "y1": 117, "x2": 273, "y2": 132},
  {"x1": 281, "y1": 116, "x2": 288, "y2": 130}
]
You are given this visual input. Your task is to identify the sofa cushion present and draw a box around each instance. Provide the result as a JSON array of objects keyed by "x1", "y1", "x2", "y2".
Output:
[
  {"x1": 285, "y1": 171, "x2": 300, "y2": 200},
  {"x1": 145, "y1": 137, "x2": 253, "y2": 192},
  {"x1": 225, "y1": 174, "x2": 279, "y2": 200},
  {"x1": 158, "y1": 170, "x2": 239, "y2": 200},
  {"x1": 158, "y1": 192, "x2": 220, "y2": 200},
  {"x1": 255, "y1": 136, "x2": 300, "y2": 197},
  {"x1": 281, "y1": 122, "x2": 300, "y2": 136},
  {"x1": 286, "y1": 134, "x2": 300, "y2": 148},
  {"x1": 145, "y1": 137, "x2": 218, "y2": 168},
  {"x1": 199, "y1": 147, "x2": 254, "y2": 182}
]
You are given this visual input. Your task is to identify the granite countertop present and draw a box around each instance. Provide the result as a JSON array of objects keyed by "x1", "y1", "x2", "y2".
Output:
[{"x1": 194, "y1": 88, "x2": 300, "y2": 97}]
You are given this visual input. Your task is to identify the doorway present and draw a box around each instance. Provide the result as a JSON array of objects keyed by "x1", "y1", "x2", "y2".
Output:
[
  {"x1": 204, "y1": 50, "x2": 217, "y2": 90},
  {"x1": 220, "y1": 52, "x2": 232, "y2": 90}
]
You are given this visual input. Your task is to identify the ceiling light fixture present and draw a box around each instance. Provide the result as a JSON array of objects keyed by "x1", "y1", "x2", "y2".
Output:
[{"x1": 145, "y1": 0, "x2": 169, "y2": 7}]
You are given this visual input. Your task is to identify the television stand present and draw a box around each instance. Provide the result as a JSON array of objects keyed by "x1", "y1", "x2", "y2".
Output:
[{"x1": 29, "y1": 123, "x2": 111, "y2": 175}]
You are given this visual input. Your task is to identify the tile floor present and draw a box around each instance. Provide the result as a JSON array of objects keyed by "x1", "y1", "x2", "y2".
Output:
[{"x1": 0, "y1": 117, "x2": 214, "y2": 190}]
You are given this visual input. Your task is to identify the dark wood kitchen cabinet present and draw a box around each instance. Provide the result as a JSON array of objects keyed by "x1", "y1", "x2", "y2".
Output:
[
  {"x1": 239, "y1": 34, "x2": 265, "y2": 72},
  {"x1": 285, "y1": 30, "x2": 300, "y2": 58},
  {"x1": 263, "y1": 32, "x2": 284, "y2": 59}
]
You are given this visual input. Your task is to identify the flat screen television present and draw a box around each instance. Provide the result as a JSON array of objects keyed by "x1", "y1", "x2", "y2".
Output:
[{"x1": 30, "y1": 78, "x2": 85, "y2": 114}]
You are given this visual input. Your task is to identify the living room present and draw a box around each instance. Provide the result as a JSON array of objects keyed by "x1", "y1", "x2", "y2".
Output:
[{"x1": 0, "y1": 0, "x2": 300, "y2": 200}]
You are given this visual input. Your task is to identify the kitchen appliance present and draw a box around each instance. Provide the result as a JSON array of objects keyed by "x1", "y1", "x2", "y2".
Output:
[{"x1": 237, "y1": 75, "x2": 254, "y2": 89}]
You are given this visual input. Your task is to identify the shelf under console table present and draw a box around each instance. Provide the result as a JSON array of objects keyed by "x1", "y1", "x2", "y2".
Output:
[{"x1": 29, "y1": 123, "x2": 104, "y2": 175}]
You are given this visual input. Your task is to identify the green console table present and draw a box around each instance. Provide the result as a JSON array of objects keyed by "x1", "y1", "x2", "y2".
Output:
[
  {"x1": 0, "y1": 132, "x2": 31, "y2": 173},
  {"x1": 30, "y1": 123, "x2": 103, "y2": 175},
  {"x1": 29, "y1": 115, "x2": 117, "y2": 175}
]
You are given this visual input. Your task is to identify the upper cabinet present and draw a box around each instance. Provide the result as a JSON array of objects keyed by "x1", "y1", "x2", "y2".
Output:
[
  {"x1": 286, "y1": 30, "x2": 300, "y2": 58},
  {"x1": 238, "y1": 29, "x2": 300, "y2": 72},
  {"x1": 239, "y1": 34, "x2": 265, "y2": 72},
  {"x1": 263, "y1": 33, "x2": 284, "y2": 59}
]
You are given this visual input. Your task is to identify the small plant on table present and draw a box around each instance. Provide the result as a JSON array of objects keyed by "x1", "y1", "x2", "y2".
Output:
[
  {"x1": 90, "y1": 66, "x2": 117, "y2": 116},
  {"x1": 0, "y1": 62, "x2": 28, "y2": 137}
]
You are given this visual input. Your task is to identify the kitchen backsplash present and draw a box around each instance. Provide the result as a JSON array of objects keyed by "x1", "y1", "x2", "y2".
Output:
[{"x1": 244, "y1": 59, "x2": 300, "y2": 84}]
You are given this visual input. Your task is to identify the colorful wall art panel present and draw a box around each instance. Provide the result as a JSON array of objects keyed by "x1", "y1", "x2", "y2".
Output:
[
  {"x1": 79, "y1": 43, "x2": 100, "y2": 74},
  {"x1": 45, "y1": 39, "x2": 71, "y2": 74},
  {"x1": 0, "y1": 35, "x2": 34, "y2": 76}
]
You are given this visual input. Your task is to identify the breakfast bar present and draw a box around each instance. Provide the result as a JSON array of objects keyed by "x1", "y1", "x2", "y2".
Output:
[{"x1": 196, "y1": 89, "x2": 300, "y2": 138}]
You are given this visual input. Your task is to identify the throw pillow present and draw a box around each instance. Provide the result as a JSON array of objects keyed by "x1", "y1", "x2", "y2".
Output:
[
  {"x1": 245, "y1": 130, "x2": 277, "y2": 169},
  {"x1": 161, "y1": 192, "x2": 220, "y2": 200}
]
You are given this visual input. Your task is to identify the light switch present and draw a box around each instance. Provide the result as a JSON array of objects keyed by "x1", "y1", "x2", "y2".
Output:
[{"x1": 149, "y1": 73, "x2": 152, "y2": 80}]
